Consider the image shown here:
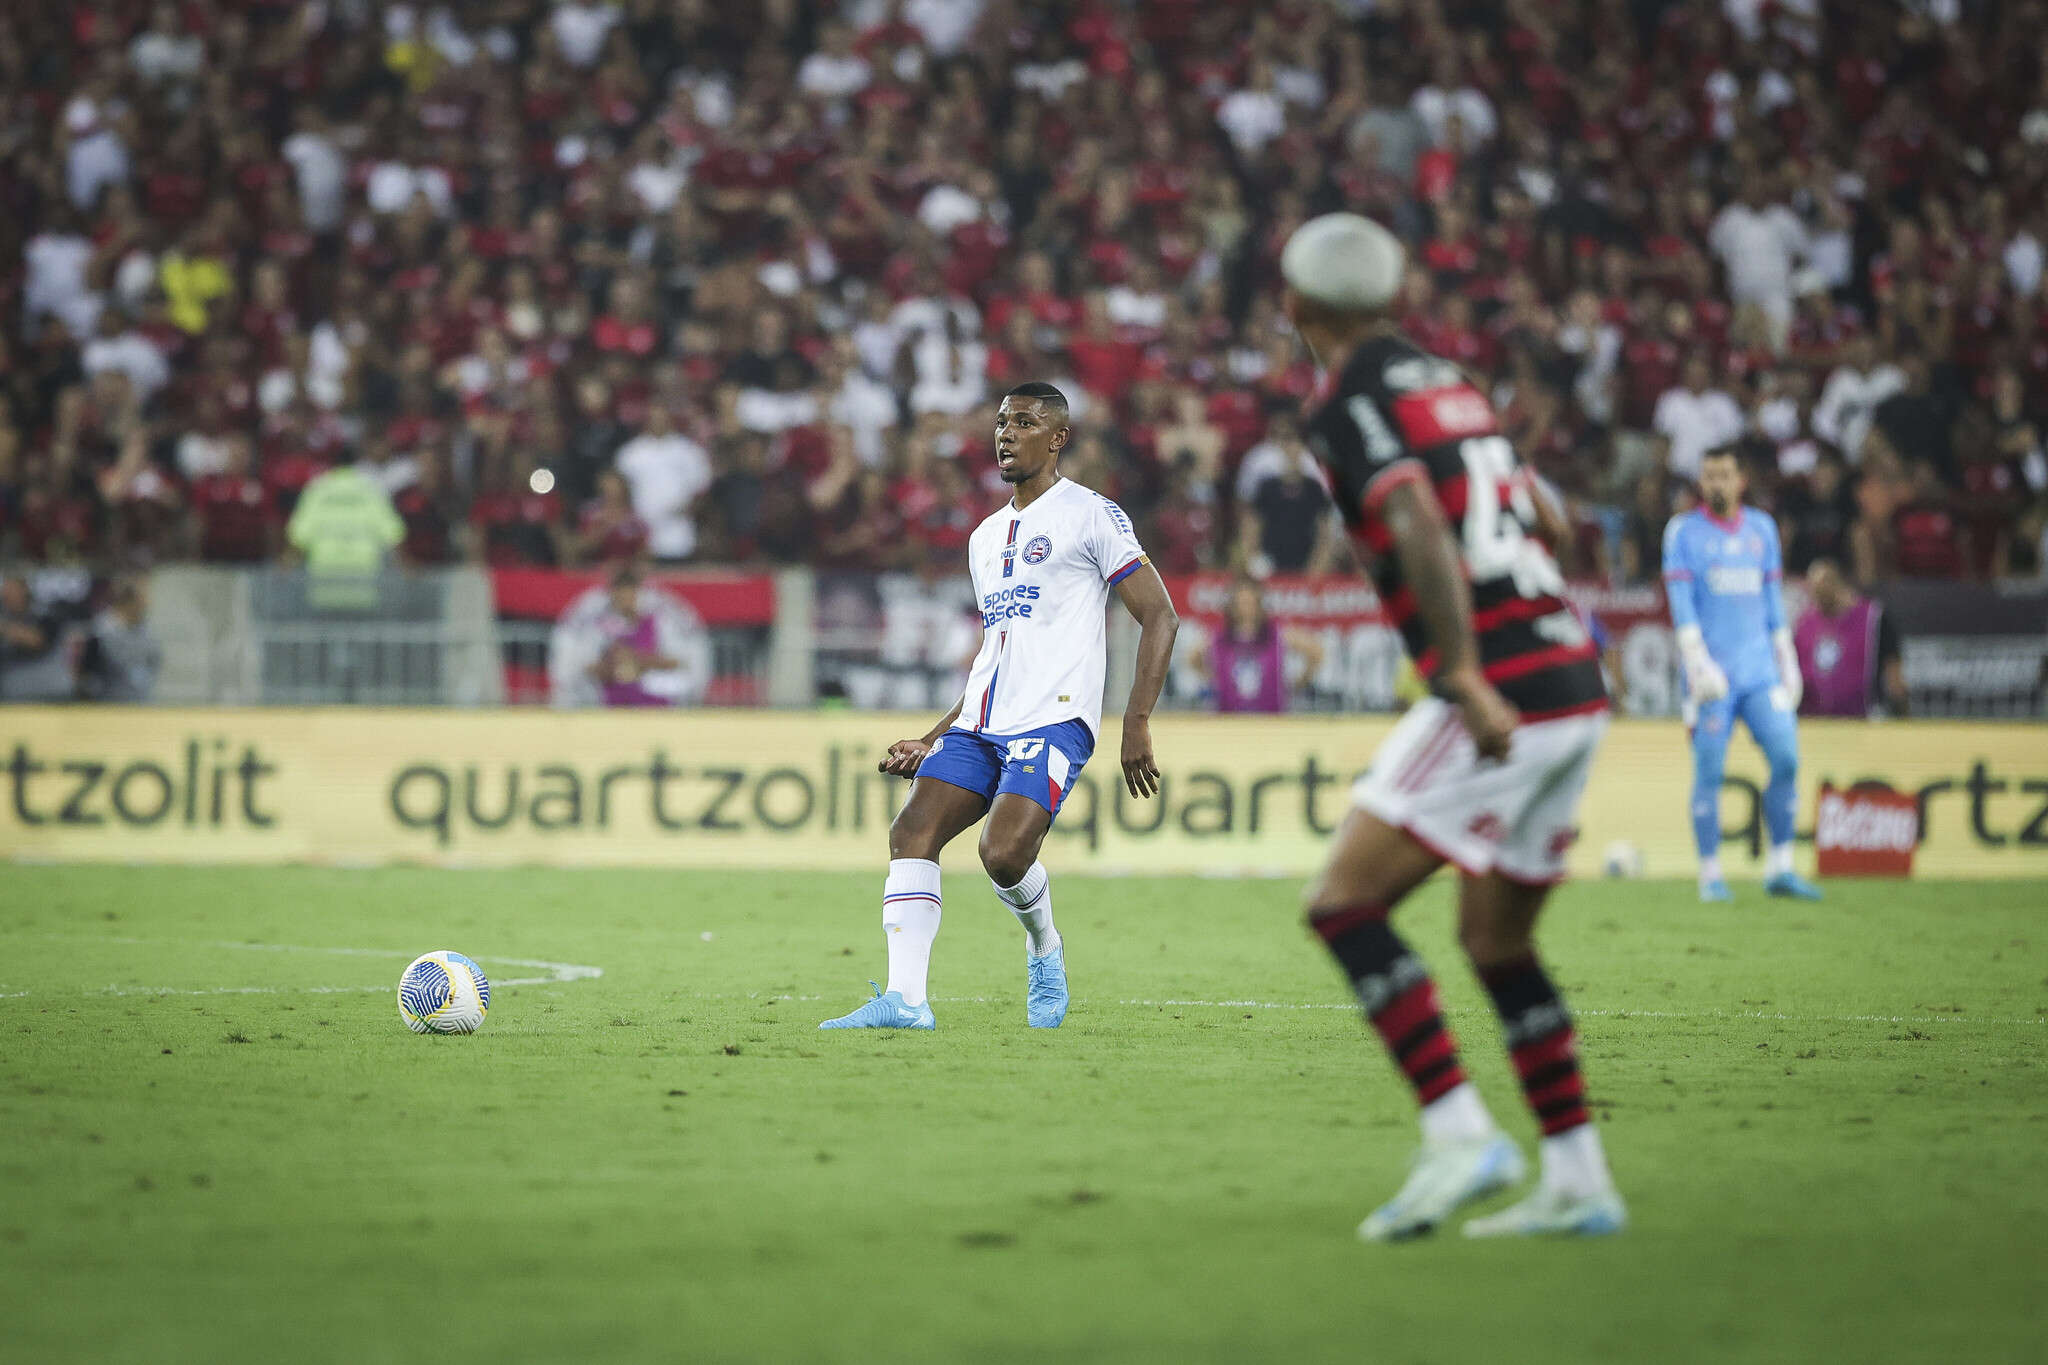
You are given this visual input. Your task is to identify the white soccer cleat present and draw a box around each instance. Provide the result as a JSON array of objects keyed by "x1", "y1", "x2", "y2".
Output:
[
  {"x1": 1461, "y1": 1183, "x2": 1628, "y2": 1238},
  {"x1": 1358, "y1": 1134, "x2": 1525, "y2": 1242}
]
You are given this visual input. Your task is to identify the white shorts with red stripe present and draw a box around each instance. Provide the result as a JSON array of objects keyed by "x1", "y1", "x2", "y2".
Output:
[{"x1": 1351, "y1": 696, "x2": 1608, "y2": 885}]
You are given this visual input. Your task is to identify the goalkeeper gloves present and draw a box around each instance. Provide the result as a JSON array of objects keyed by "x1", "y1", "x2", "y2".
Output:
[
  {"x1": 1773, "y1": 627, "x2": 1803, "y2": 711},
  {"x1": 1676, "y1": 625, "x2": 1728, "y2": 702}
]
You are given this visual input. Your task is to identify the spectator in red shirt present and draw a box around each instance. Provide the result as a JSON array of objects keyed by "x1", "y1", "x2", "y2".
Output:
[
  {"x1": 571, "y1": 469, "x2": 651, "y2": 567},
  {"x1": 393, "y1": 448, "x2": 463, "y2": 567},
  {"x1": 188, "y1": 435, "x2": 277, "y2": 564},
  {"x1": 470, "y1": 448, "x2": 565, "y2": 568},
  {"x1": 1889, "y1": 460, "x2": 1969, "y2": 579},
  {"x1": 1064, "y1": 292, "x2": 1143, "y2": 407}
]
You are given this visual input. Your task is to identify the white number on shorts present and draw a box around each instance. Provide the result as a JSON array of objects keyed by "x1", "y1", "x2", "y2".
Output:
[{"x1": 1457, "y1": 436, "x2": 1564, "y2": 598}]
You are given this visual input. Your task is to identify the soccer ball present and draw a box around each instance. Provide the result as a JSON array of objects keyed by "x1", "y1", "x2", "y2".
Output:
[
  {"x1": 1601, "y1": 840, "x2": 1646, "y2": 879},
  {"x1": 398, "y1": 950, "x2": 491, "y2": 1034}
]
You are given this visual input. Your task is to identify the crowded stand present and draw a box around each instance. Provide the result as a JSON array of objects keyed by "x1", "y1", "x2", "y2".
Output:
[{"x1": 5, "y1": 0, "x2": 2048, "y2": 591}]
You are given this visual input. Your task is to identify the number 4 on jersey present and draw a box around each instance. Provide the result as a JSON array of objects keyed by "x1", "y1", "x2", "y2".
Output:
[{"x1": 1457, "y1": 436, "x2": 1564, "y2": 599}]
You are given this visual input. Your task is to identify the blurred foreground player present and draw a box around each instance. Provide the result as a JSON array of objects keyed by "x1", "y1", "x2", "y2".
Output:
[
  {"x1": 1283, "y1": 214, "x2": 1625, "y2": 1239},
  {"x1": 819, "y1": 384, "x2": 1179, "y2": 1031},
  {"x1": 1662, "y1": 447, "x2": 1822, "y2": 902}
]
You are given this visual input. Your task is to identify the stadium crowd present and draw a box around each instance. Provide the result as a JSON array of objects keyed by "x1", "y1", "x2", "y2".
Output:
[{"x1": 6, "y1": 0, "x2": 2048, "y2": 590}]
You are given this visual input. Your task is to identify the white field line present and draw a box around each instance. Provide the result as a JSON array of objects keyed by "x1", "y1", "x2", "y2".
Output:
[
  {"x1": 2, "y1": 937, "x2": 602, "y2": 999},
  {"x1": 716, "y1": 992, "x2": 2042, "y2": 1028}
]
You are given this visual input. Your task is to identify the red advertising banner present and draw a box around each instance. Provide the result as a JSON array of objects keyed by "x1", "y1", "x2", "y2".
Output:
[
  {"x1": 491, "y1": 568, "x2": 777, "y2": 625},
  {"x1": 1813, "y1": 782, "x2": 1919, "y2": 878},
  {"x1": 1163, "y1": 573, "x2": 1682, "y2": 714}
]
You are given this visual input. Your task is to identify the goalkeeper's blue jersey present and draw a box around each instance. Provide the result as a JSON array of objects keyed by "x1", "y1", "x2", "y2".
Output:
[{"x1": 1661, "y1": 505, "x2": 1784, "y2": 694}]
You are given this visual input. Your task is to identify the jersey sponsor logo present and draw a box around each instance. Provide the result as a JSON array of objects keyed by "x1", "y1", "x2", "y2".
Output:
[
  {"x1": 1381, "y1": 356, "x2": 1466, "y2": 393},
  {"x1": 1023, "y1": 534, "x2": 1052, "y2": 564},
  {"x1": 1389, "y1": 385, "x2": 1497, "y2": 447},
  {"x1": 1005, "y1": 737, "x2": 1046, "y2": 762},
  {"x1": 1346, "y1": 395, "x2": 1403, "y2": 462},
  {"x1": 981, "y1": 583, "x2": 1042, "y2": 624},
  {"x1": 1097, "y1": 497, "x2": 1134, "y2": 534},
  {"x1": 1706, "y1": 565, "x2": 1764, "y2": 595}
]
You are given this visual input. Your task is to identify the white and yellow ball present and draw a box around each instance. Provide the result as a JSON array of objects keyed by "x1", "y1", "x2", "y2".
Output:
[{"x1": 398, "y1": 950, "x2": 491, "y2": 1034}]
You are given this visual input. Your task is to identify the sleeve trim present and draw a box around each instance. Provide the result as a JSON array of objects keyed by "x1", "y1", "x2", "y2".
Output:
[
  {"x1": 1360, "y1": 458, "x2": 1429, "y2": 518},
  {"x1": 1107, "y1": 555, "x2": 1147, "y2": 585}
]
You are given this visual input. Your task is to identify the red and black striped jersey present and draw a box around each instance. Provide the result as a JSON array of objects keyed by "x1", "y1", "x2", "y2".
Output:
[{"x1": 1302, "y1": 331, "x2": 1606, "y2": 721}]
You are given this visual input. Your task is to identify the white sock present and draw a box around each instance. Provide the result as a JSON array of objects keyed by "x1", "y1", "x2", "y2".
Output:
[
  {"x1": 882, "y1": 858, "x2": 941, "y2": 1006},
  {"x1": 1766, "y1": 843, "x2": 1794, "y2": 878},
  {"x1": 1699, "y1": 855, "x2": 1724, "y2": 886},
  {"x1": 1539, "y1": 1124, "x2": 1615, "y2": 1198},
  {"x1": 991, "y1": 861, "x2": 1060, "y2": 956},
  {"x1": 1418, "y1": 1082, "x2": 1497, "y2": 1145}
]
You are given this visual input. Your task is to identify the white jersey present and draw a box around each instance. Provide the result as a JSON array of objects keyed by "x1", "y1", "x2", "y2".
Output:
[{"x1": 957, "y1": 477, "x2": 1149, "y2": 738}]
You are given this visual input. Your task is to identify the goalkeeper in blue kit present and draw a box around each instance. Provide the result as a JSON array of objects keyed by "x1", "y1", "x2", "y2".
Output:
[{"x1": 1662, "y1": 448, "x2": 1823, "y2": 902}]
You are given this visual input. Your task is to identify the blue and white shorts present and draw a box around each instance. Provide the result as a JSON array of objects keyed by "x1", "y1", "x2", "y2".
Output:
[{"x1": 916, "y1": 719, "x2": 1096, "y2": 818}]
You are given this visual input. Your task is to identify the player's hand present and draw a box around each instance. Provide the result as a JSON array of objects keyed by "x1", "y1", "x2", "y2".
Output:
[
  {"x1": 1773, "y1": 630, "x2": 1803, "y2": 711},
  {"x1": 878, "y1": 739, "x2": 931, "y2": 778},
  {"x1": 1441, "y1": 667, "x2": 1518, "y2": 762},
  {"x1": 1677, "y1": 627, "x2": 1728, "y2": 702},
  {"x1": 1120, "y1": 714, "x2": 1161, "y2": 799},
  {"x1": 1686, "y1": 656, "x2": 1729, "y2": 703}
]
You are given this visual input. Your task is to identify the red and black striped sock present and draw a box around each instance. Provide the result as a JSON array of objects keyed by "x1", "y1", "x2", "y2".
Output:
[
  {"x1": 1478, "y1": 952, "x2": 1589, "y2": 1136},
  {"x1": 1309, "y1": 904, "x2": 1467, "y2": 1106}
]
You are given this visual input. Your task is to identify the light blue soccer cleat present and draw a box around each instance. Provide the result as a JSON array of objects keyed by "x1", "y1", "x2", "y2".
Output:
[
  {"x1": 1765, "y1": 871, "x2": 1824, "y2": 900},
  {"x1": 1026, "y1": 945, "x2": 1069, "y2": 1028},
  {"x1": 1359, "y1": 1134, "x2": 1525, "y2": 1242},
  {"x1": 818, "y1": 983, "x2": 936, "y2": 1031},
  {"x1": 1462, "y1": 1184, "x2": 1628, "y2": 1238},
  {"x1": 1699, "y1": 877, "x2": 1733, "y2": 903}
]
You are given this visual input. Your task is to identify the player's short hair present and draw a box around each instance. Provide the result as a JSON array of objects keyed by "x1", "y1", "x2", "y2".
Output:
[
  {"x1": 1700, "y1": 445, "x2": 1743, "y2": 467},
  {"x1": 1281, "y1": 213, "x2": 1405, "y2": 314},
  {"x1": 1003, "y1": 382, "x2": 1070, "y2": 426}
]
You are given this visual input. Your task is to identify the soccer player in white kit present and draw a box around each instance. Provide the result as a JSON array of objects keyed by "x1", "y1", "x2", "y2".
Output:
[{"x1": 820, "y1": 383, "x2": 1180, "y2": 1031}]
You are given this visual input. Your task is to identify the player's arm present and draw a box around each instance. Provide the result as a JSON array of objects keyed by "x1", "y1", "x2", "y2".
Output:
[
  {"x1": 1113, "y1": 563, "x2": 1179, "y2": 799},
  {"x1": 1662, "y1": 518, "x2": 1727, "y2": 701},
  {"x1": 1523, "y1": 470, "x2": 1578, "y2": 573},
  {"x1": 1379, "y1": 474, "x2": 1517, "y2": 759},
  {"x1": 1761, "y1": 520, "x2": 1801, "y2": 708},
  {"x1": 1875, "y1": 608, "x2": 1907, "y2": 716},
  {"x1": 880, "y1": 697, "x2": 965, "y2": 777}
]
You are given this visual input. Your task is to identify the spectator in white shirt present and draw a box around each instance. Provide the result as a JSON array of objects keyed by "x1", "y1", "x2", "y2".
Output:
[
  {"x1": 1234, "y1": 413, "x2": 1331, "y2": 502},
  {"x1": 81, "y1": 310, "x2": 169, "y2": 401},
  {"x1": 1654, "y1": 353, "x2": 1747, "y2": 480},
  {"x1": 366, "y1": 154, "x2": 454, "y2": 217},
  {"x1": 1707, "y1": 173, "x2": 1808, "y2": 350},
  {"x1": 1410, "y1": 55, "x2": 1497, "y2": 150},
  {"x1": 910, "y1": 312, "x2": 987, "y2": 417},
  {"x1": 613, "y1": 407, "x2": 713, "y2": 562},
  {"x1": 888, "y1": 267, "x2": 979, "y2": 343},
  {"x1": 821, "y1": 339, "x2": 899, "y2": 466},
  {"x1": 24, "y1": 218, "x2": 101, "y2": 337},
  {"x1": 903, "y1": 0, "x2": 985, "y2": 56},
  {"x1": 1812, "y1": 334, "x2": 1906, "y2": 464},
  {"x1": 63, "y1": 81, "x2": 131, "y2": 211},
  {"x1": 797, "y1": 24, "x2": 871, "y2": 100},
  {"x1": 1105, "y1": 259, "x2": 1169, "y2": 337},
  {"x1": 549, "y1": 0, "x2": 619, "y2": 68},
  {"x1": 282, "y1": 108, "x2": 348, "y2": 233},
  {"x1": 1217, "y1": 60, "x2": 1288, "y2": 155},
  {"x1": 128, "y1": 3, "x2": 204, "y2": 96}
]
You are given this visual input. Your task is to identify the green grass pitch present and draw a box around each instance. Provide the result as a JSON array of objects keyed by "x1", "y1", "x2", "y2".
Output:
[{"x1": 2, "y1": 866, "x2": 2044, "y2": 1364}]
